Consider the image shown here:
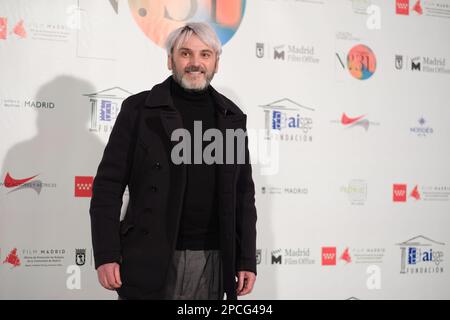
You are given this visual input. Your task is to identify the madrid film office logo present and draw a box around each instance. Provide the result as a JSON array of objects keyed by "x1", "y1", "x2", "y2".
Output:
[
  {"x1": 271, "y1": 249, "x2": 282, "y2": 264},
  {"x1": 397, "y1": 235, "x2": 444, "y2": 275},
  {"x1": 395, "y1": 54, "x2": 449, "y2": 75},
  {"x1": 255, "y1": 43, "x2": 319, "y2": 64},
  {"x1": 259, "y1": 98, "x2": 315, "y2": 143},
  {"x1": 83, "y1": 87, "x2": 132, "y2": 134},
  {"x1": 269, "y1": 248, "x2": 315, "y2": 265},
  {"x1": 394, "y1": 55, "x2": 421, "y2": 71}
]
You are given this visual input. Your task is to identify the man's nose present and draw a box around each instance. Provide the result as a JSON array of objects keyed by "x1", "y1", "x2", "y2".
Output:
[{"x1": 189, "y1": 53, "x2": 200, "y2": 66}]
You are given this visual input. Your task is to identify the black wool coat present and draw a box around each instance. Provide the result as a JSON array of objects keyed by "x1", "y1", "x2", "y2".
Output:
[{"x1": 89, "y1": 77, "x2": 257, "y2": 300}]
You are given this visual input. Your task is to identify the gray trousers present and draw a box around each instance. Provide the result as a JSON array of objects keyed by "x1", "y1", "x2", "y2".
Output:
[
  {"x1": 163, "y1": 250, "x2": 224, "y2": 300},
  {"x1": 118, "y1": 249, "x2": 223, "y2": 300}
]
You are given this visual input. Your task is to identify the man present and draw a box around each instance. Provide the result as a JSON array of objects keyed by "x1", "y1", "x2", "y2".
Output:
[{"x1": 89, "y1": 22, "x2": 257, "y2": 300}]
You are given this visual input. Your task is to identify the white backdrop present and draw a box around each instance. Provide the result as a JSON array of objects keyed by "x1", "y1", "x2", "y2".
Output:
[{"x1": 1, "y1": 0, "x2": 450, "y2": 299}]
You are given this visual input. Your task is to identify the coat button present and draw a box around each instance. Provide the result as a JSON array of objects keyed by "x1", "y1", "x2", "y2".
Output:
[
  {"x1": 150, "y1": 186, "x2": 158, "y2": 192},
  {"x1": 153, "y1": 162, "x2": 162, "y2": 170},
  {"x1": 141, "y1": 228, "x2": 150, "y2": 236}
]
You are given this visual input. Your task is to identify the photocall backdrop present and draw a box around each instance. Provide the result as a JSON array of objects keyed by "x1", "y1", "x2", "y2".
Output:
[{"x1": 1, "y1": 0, "x2": 450, "y2": 299}]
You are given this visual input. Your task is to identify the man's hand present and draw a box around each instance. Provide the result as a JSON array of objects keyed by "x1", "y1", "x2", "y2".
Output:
[
  {"x1": 236, "y1": 271, "x2": 256, "y2": 296},
  {"x1": 97, "y1": 262, "x2": 122, "y2": 290}
]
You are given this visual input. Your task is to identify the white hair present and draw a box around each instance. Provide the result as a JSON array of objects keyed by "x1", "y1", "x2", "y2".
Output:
[{"x1": 165, "y1": 22, "x2": 222, "y2": 57}]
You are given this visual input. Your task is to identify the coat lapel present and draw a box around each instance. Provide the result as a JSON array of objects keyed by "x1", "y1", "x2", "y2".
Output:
[
  {"x1": 160, "y1": 108, "x2": 184, "y2": 145},
  {"x1": 144, "y1": 77, "x2": 185, "y2": 143}
]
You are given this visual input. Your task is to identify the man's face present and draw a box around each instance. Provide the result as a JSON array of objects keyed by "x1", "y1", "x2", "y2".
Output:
[{"x1": 168, "y1": 34, "x2": 219, "y2": 91}]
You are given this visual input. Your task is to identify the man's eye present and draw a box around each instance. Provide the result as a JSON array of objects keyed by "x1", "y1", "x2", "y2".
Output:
[
  {"x1": 181, "y1": 51, "x2": 189, "y2": 57},
  {"x1": 202, "y1": 53, "x2": 211, "y2": 58}
]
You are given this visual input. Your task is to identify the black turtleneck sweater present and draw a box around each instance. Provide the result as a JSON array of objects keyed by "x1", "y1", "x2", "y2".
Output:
[{"x1": 170, "y1": 78, "x2": 219, "y2": 250}]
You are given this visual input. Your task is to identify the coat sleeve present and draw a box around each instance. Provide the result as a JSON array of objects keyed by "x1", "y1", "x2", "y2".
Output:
[
  {"x1": 235, "y1": 126, "x2": 258, "y2": 275},
  {"x1": 89, "y1": 97, "x2": 137, "y2": 269}
]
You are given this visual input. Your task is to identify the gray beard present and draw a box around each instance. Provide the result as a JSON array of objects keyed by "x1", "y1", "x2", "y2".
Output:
[{"x1": 172, "y1": 72, "x2": 213, "y2": 92}]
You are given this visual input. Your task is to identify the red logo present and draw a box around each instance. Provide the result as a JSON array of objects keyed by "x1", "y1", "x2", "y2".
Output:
[
  {"x1": 413, "y1": 0, "x2": 423, "y2": 15},
  {"x1": 13, "y1": 19, "x2": 26, "y2": 38},
  {"x1": 75, "y1": 176, "x2": 93, "y2": 197},
  {"x1": 396, "y1": 0, "x2": 409, "y2": 15},
  {"x1": 0, "y1": 17, "x2": 7, "y2": 40},
  {"x1": 3, "y1": 248, "x2": 21, "y2": 267},
  {"x1": 410, "y1": 185, "x2": 421, "y2": 200},
  {"x1": 0, "y1": 18, "x2": 27, "y2": 40},
  {"x1": 393, "y1": 184, "x2": 407, "y2": 202},
  {"x1": 340, "y1": 247, "x2": 352, "y2": 264},
  {"x1": 4, "y1": 172, "x2": 38, "y2": 188},
  {"x1": 341, "y1": 113, "x2": 365, "y2": 126},
  {"x1": 322, "y1": 247, "x2": 336, "y2": 266}
]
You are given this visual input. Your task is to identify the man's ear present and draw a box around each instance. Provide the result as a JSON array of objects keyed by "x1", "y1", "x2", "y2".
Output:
[
  {"x1": 214, "y1": 57, "x2": 220, "y2": 73},
  {"x1": 168, "y1": 55, "x2": 173, "y2": 70}
]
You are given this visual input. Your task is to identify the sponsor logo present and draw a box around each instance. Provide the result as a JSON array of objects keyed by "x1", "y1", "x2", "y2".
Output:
[
  {"x1": 2, "y1": 248, "x2": 68, "y2": 268},
  {"x1": 335, "y1": 33, "x2": 377, "y2": 82},
  {"x1": 0, "y1": 17, "x2": 27, "y2": 40},
  {"x1": 340, "y1": 180, "x2": 367, "y2": 205},
  {"x1": 393, "y1": 184, "x2": 450, "y2": 202},
  {"x1": 271, "y1": 249, "x2": 282, "y2": 264},
  {"x1": 347, "y1": 44, "x2": 376, "y2": 80},
  {"x1": 269, "y1": 248, "x2": 315, "y2": 265},
  {"x1": 75, "y1": 176, "x2": 93, "y2": 198},
  {"x1": 256, "y1": 249, "x2": 262, "y2": 265},
  {"x1": 410, "y1": 185, "x2": 421, "y2": 200},
  {"x1": 397, "y1": 235, "x2": 445, "y2": 274},
  {"x1": 340, "y1": 247, "x2": 352, "y2": 263},
  {"x1": 413, "y1": 0, "x2": 424, "y2": 15},
  {"x1": 322, "y1": 247, "x2": 336, "y2": 266},
  {"x1": 411, "y1": 117, "x2": 434, "y2": 137},
  {"x1": 336, "y1": 44, "x2": 376, "y2": 80},
  {"x1": 256, "y1": 42, "x2": 264, "y2": 58},
  {"x1": 396, "y1": 0, "x2": 410, "y2": 15},
  {"x1": 1, "y1": 172, "x2": 56, "y2": 195},
  {"x1": 256, "y1": 42, "x2": 320, "y2": 64},
  {"x1": 341, "y1": 247, "x2": 385, "y2": 264},
  {"x1": 331, "y1": 113, "x2": 379, "y2": 131},
  {"x1": 84, "y1": 87, "x2": 132, "y2": 134},
  {"x1": 261, "y1": 185, "x2": 308, "y2": 195},
  {"x1": 396, "y1": 54, "x2": 450, "y2": 75},
  {"x1": 128, "y1": 0, "x2": 246, "y2": 47},
  {"x1": 396, "y1": 0, "x2": 426, "y2": 15},
  {"x1": 393, "y1": 184, "x2": 407, "y2": 202},
  {"x1": 1, "y1": 99, "x2": 55, "y2": 109},
  {"x1": 75, "y1": 249, "x2": 86, "y2": 266},
  {"x1": 0, "y1": 15, "x2": 71, "y2": 43},
  {"x1": 259, "y1": 98, "x2": 315, "y2": 143},
  {"x1": 2, "y1": 248, "x2": 21, "y2": 268}
]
